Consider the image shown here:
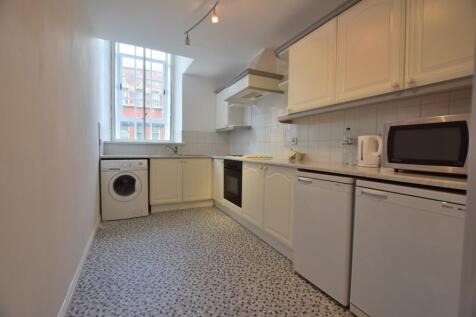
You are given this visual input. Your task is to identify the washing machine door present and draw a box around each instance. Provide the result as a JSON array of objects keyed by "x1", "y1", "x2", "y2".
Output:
[{"x1": 109, "y1": 172, "x2": 142, "y2": 202}]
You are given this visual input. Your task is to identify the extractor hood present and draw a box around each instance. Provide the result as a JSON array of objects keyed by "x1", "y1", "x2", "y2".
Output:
[{"x1": 216, "y1": 48, "x2": 285, "y2": 104}]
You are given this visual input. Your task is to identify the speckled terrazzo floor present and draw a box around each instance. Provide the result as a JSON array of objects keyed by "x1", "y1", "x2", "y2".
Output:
[{"x1": 67, "y1": 207, "x2": 351, "y2": 317}]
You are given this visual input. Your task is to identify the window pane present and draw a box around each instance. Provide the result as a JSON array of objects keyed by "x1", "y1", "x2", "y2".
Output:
[{"x1": 115, "y1": 42, "x2": 170, "y2": 142}]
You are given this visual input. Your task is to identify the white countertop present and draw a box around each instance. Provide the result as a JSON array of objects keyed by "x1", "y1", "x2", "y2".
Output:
[
  {"x1": 100, "y1": 155, "x2": 210, "y2": 159},
  {"x1": 100, "y1": 154, "x2": 467, "y2": 191},
  {"x1": 213, "y1": 156, "x2": 467, "y2": 191}
]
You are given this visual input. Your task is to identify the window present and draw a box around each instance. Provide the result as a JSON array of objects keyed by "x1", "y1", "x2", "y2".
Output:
[{"x1": 114, "y1": 42, "x2": 171, "y2": 142}]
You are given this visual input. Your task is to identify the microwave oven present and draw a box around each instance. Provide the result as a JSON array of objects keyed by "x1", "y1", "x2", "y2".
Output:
[{"x1": 383, "y1": 114, "x2": 470, "y2": 175}]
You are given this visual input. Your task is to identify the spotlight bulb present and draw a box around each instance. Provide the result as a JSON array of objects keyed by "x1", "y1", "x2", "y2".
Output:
[{"x1": 211, "y1": 7, "x2": 219, "y2": 24}]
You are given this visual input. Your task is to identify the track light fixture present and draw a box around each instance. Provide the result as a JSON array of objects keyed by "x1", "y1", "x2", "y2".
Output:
[
  {"x1": 184, "y1": 0, "x2": 220, "y2": 46},
  {"x1": 211, "y1": 7, "x2": 219, "y2": 24},
  {"x1": 185, "y1": 32, "x2": 191, "y2": 45}
]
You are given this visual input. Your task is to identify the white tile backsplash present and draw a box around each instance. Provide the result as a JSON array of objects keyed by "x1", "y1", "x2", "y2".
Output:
[
  {"x1": 229, "y1": 87, "x2": 472, "y2": 163},
  {"x1": 104, "y1": 130, "x2": 229, "y2": 156}
]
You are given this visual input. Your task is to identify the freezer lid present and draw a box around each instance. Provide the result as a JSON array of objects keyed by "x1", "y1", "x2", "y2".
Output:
[
  {"x1": 356, "y1": 179, "x2": 466, "y2": 205},
  {"x1": 297, "y1": 170, "x2": 355, "y2": 184}
]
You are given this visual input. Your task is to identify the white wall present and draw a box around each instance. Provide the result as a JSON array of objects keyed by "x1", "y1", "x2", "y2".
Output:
[
  {"x1": 459, "y1": 62, "x2": 476, "y2": 316},
  {"x1": 229, "y1": 88, "x2": 473, "y2": 160},
  {"x1": 0, "y1": 1, "x2": 107, "y2": 316},
  {"x1": 182, "y1": 74, "x2": 217, "y2": 132}
]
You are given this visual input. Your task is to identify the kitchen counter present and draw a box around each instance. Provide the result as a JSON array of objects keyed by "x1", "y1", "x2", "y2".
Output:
[
  {"x1": 213, "y1": 156, "x2": 468, "y2": 191},
  {"x1": 100, "y1": 155, "x2": 211, "y2": 159}
]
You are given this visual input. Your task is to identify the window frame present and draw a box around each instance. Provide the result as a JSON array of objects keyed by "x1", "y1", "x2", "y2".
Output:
[{"x1": 111, "y1": 42, "x2": 175, "y2": 144}]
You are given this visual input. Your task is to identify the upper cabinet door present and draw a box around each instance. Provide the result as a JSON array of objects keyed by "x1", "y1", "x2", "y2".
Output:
[
  {"x1": 150, "y1": 159, "x2": 183, "y2": 205},
  {"x1": 215, "y1": 89, "x2": 228, "y2": 130},
  {"x1": 182, "y1": 159, "x2": 212, "y2": 202},
  {"x1": 405, "y1": 0, "x2": 476, "y2": 88},
  {"x1": 288, "y1": 18, "x2": 337, "y2": 113},
  {"x1": 336, "y1": 0, "x2": 405, "y2": 103}
]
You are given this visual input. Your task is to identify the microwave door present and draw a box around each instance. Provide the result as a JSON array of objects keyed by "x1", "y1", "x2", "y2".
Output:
[{"x1": 384, "y1": 115, "x2": 469, "y2": 175}]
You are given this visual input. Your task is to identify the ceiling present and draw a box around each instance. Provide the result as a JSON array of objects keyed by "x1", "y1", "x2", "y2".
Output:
[{"x1": 86, "y1": 0, "x2": 347, "y2": 85}]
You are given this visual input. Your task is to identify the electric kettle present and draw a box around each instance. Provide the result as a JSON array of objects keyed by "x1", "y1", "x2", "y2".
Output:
[{"x1": 357, "y1": 135, "x2": 383, "y2": 168}]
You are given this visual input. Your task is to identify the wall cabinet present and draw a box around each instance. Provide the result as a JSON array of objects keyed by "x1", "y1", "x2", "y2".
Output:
[
  {"x1": 215, "y1": 87, "x2": 251, "y2": 131},
  {"x1": 213, "y1": 159, "x2": 224, "y2": 203},
  {"x1": 242, "y1": 163, "x2": 265, "y2": 227},
  {"x1": 287, "y1": 0, "x2": 475, "y2": 113},
  {"x1": 405, "y1": 0, "x2": 476, "y2": 87},
  {"x1": 263, "y1": 166, "x2": 295, "y2": 248},
  {"x1": 336, "y1": 0, "x2": 405, "y2": 102},
  {"x1": 288, "y1": 18, "x2": 337, "y2": 113},
  {"x1": 215, "y1": 90, "x2": 229, "y2": 130},
  {"x1": 150, "y1": 158, "x2": 212, "y2": 206}
]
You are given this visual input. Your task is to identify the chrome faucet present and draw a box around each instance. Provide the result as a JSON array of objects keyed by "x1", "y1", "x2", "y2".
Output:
[{"x1": 165, "y1": 145, "x2": 179, "y2": 155}]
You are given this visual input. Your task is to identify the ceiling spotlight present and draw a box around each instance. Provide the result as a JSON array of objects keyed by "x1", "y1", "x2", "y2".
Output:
[
  {"x1": 211, "y1": 7, "x2": 219, "y2": 24},
  {"x1": 185, "y1": 33, "x2": 191, "y2": 45}
]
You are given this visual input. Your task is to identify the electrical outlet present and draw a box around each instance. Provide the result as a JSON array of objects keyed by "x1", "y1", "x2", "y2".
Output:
[{"x1": 291, "y1": 137, "x2": 298, "y2": 145}]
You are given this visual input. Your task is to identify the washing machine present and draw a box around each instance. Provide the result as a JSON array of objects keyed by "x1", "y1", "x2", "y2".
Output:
[{"x1": 101, "y1": 159, "x2": 149, "y2": 221}]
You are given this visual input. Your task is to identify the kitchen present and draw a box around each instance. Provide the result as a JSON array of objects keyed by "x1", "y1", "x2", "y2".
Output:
[{"x1": 1, "y1": 0, "x2": 476, "y2": 317}]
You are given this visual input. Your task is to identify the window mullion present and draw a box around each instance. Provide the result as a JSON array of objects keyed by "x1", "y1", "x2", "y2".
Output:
[{"x1": 142, "y1": 53, "x2": 146, "y2": 140}]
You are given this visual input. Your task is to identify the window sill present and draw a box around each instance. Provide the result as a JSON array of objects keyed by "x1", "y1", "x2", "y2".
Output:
[{"x1": 104, "y1": 141, "x2": 184, "y2": 146}]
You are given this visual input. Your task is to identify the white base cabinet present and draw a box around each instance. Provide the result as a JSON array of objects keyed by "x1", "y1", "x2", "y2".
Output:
[
  {"x1": 263, "y1": 166, "x2": 295, "y2": 248},
  {"x1": 150, "y1": 159, "x2": 183, "y2": 205},
  {"x1": 213, "y1": 159, "x2": 224, "y2": 203},
  {"x1": 351, "y1": 180, "x2": 466, "y2": 317},
  {"x1": 150, "y1": 159, "x2": 212, "y2": 209},
  {"x1": 215, "y1": 162, "x2": 296, "y2": 252},
  {"x1": 242, "y1": 163, "x2": 265, "y2": 227}
]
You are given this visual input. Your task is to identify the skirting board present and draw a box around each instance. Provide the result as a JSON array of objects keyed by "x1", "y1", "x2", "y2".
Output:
[
  {"x1": 151, "y1": 200, "x2": 213, "y2": 213},
  {"x1": 214, "y1": 200, "x2": 293, "y2": 260},
  {"x1": 350, "y1": 303, "x2": 370, "y2": 317},
  {"x1": 57, "y1": 221, "x2": 99, "y2": 317}
]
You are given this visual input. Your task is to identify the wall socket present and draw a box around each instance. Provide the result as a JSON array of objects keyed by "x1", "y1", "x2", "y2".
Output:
[{"x1": 291, "y1": 137, "x2": 298, "y2": 145}]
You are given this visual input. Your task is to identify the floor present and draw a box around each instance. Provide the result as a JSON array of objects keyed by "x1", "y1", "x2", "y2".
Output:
[{"x1": 68, "y1": 207, "x2": 351, "y2": 317}]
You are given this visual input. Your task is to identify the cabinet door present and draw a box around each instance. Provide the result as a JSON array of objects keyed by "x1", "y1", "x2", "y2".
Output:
[
  {"x1": 288, "y1": 18, "x2": 337, "y2": 113},
  {"x1": 182, "y1": 159, "x2": 212, "y2": 202},
  {"x1": 242, "y1": 163, "x2": 265, "y2": 227},
  {"x1": 351, "y1": 187, "x2": 465, "y2": 317},
  {"x1": 336, "y1": 0, "x2": 405, "y2": 102},
  {"x1": 215, "y1": 90, "x2": 228, "y2": 130},
  {"x1": 150, "y1": 159, "x2": 182, "y2": 205},
  {"x1": 263, "y1": 166, "x2": 295, "y2": 248},
  {"x1": 405, "y1": 0, "x2": 476, "y2": 87},
  {"x1": 213, "y1": 159, "x2": 224, "y2": 202}
]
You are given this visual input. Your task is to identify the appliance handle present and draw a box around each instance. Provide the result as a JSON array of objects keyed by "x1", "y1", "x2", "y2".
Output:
[
  {"x1": 297, "y1": 177, "x2": 314, "y2": 184},
  {"x1": 376, "y1": 136, "x2": 383, "y2": 156},
  {"x1": 360, "y1": 138, "x2": 364, "y2": 161},
  {"x1": 360, "y1": 188, "x2": 388, "y2": 200}
]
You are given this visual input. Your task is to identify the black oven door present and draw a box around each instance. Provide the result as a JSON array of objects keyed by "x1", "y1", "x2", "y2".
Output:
[{"x1": 223, "y1": 160, "x2": 242, "y2": 207}]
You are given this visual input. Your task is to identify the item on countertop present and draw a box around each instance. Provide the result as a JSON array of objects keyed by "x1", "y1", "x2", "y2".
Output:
[
  {"x1": 342, "y1": 127, "x2": 355, "y2": 165},
  {"x1": 289, "y1": 149, "x2": 305, "y2": 162},
  {"x1": 357, "y1": 135, "x2": 382, "y2": 168}
]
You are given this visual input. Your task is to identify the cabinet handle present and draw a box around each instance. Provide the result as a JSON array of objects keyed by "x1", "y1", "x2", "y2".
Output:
[
  {"x1": 361, "y1": 189, "x2": 388, "y2": 200},
  {"x1": 297, "y1": 177, "x2": 313, "y2": 184},
  {"x1": 392, "y1": 82, "x2": 400, "y2": 90},
  {"x1": 407, "y1": 78, "x2": 416, "y2": 86}
]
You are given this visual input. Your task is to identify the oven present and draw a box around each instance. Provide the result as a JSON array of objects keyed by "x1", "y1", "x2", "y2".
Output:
[
  {"x1": 223, "y1": 159, "x2": 242, "y2": 207},
  {"x1": 383, "y1": 114, "x2": 470, "y2": 175}
]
